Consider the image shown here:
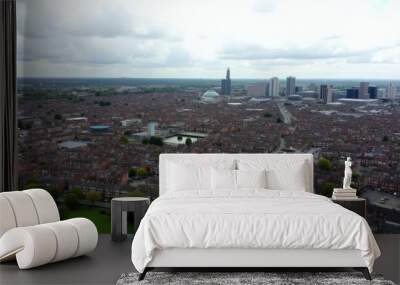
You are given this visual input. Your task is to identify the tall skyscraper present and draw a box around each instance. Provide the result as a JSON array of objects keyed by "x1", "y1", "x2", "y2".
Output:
[
  {"x1": 368, "y1": 86, "x2": 378, "y2": 99},
  {"x1": 221, "y1": 68, "x2": 231, "y2": 95},
  {"x1": 320, "y1": 85, "x2": 333, "y2": 104},
  {"x1": 387, "y1": 82, "x2": 397, "y2": 99},
  {"x1": 359, "y1": 82, "x2": 369, "y2": 99},
  {"x1": 286, "y1": 76, "x2": 296, "y2": 96},
  {"x1": 268, "y1": 77, "x2": 279, "y2": 97}
]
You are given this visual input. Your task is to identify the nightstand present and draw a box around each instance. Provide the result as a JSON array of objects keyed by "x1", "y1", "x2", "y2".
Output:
[
  {"x1": 331, "y1": 197, "x2": 366, "y2": 218},
  {"x1": 111, "y1": 197, "x2": 150, "y2": 242}
]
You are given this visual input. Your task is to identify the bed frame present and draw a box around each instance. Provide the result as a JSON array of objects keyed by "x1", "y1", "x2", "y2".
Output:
[
  {"x1": 138, "y1": 154, "x2": 372, "y2": 281},
  {"x1": 139, "y1": 248, "x2": 370, "y2": 280}
]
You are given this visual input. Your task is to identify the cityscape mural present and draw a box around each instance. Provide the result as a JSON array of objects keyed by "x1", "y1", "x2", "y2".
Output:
[{"x1": 16, "y1": 0, "x2": 400, "y2": 234}]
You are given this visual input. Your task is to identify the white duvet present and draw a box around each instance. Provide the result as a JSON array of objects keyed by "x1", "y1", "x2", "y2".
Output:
[{"x1": 131, "y1": 190, "x2": 380, "y2": 273}]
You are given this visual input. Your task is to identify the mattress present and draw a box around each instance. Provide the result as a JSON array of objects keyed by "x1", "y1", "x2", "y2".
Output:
[{"x1": 131, "y1": 190, "x2": 380, "y2": 273}]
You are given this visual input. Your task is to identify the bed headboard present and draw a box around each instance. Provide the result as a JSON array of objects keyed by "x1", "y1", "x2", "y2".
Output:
[{"x1": 159, "y1": 153, "x2": 314, "y2": 196}]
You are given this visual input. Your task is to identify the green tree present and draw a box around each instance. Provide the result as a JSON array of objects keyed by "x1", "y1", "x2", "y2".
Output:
[
  {"x1": 352, "y1": 172, "x2": 360, "y2": 189},
  {"x1": 263, "y1": 112, "x2": 272, "y2": 118},
  {"x1": 71, "y1": 187, "x2": 84, "y2": 199},
  {"x1": 48, "y1": 186, "x2": 62, "y2": 202},
  {"x1": 24, "y1": 178, "x2": 42, "y2": 189},
  {"x1": 124, "y1": 130, "x2": 132, "y2": 136},
  {"x1": 121, "y1": 136, "x2": 129, "y2": 144},
  {"x1": 352, "y1": 172, "x2": 360, "y2": 183},
  {"x1": 143, "y1": 165, "x2": 151, "y2": 173},
  {"x1": 137, "y1": 167, "x2": 149, "y2": 178},
  {"x1": 128, "y1": 168, "x2": 137, "y2": 178},
  {"x1": 149, "y1": 136, "x2": 163, "y2": 146},
  {"x1": 276, "y1": 117, "x2": 283, "y2": 123},
  {"x1": 142, "y1": 137, "x2": 149, "y2": 144},
  {"x1": 185, "y1": 137, "x2": 193, "y2": 146},
  {"x1": 64, "y1": 193, "x2": 79, "y2": 210},
  {"x1": 86, "y1": 191, "x2": 101, "y2": 206},
  {"x1": 321, "y1": 181, "x2": 335, "y2": 197},
  {"x1": 317, "y1": 157, "x2": 332, "y2": 171}
]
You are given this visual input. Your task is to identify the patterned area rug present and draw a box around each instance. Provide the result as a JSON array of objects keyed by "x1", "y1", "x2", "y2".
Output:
[{"x1": 116, "y1": 272, "x2": 396, "y2": 285}]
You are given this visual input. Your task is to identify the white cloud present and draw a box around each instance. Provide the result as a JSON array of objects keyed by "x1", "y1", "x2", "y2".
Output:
[
  {"x1": 254, "y1": 0, "x2": 278, "y2": 13},
  {"x1": 17, "y1": 0, "x2": 400, "y2": 78}
]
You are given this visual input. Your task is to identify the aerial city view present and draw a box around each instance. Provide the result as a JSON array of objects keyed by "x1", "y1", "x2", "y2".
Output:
[
  {"x1": 17, "y1": 72, "x2": 399, "y2": 233},
  {"x1": 15, "y1": 0, "x2": 400, "y2": 234}
]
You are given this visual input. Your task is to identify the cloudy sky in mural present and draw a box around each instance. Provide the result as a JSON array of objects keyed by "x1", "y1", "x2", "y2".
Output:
[{"x1": 17, "y1": 0, "x2": 400, "y2": 78}]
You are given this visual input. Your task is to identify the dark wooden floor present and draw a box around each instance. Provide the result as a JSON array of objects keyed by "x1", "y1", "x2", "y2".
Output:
[{"x1": 0, "y1": 234, "x2": 399, "y2": 285}]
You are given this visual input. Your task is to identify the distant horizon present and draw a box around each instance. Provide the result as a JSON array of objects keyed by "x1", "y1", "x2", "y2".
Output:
[{"x1": 17, "y1": 76, "x2": 400, "y2": 81}]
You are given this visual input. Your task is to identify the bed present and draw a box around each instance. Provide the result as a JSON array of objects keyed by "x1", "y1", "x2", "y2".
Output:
[{"x1": 131, "y1": 153, "x2": 380, "y2": 280}]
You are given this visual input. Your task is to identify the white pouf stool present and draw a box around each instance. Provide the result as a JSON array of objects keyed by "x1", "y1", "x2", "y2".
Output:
[{"x1": 0, "y1": 189, "x2": 98, "y2": 269}]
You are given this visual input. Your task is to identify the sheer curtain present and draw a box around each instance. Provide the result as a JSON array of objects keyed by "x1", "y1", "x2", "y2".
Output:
[{"x1": 0, "y1": 0, "x2": 17, "y2": 192}]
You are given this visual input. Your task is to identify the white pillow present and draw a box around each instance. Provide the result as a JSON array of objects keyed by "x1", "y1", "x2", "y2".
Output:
[
  {"x1": 236, "y1": 169, "x2": 267, "y2": 189},
  {"x1": 166, "y1": 159, "x2": 236, "y2": 192},
  {"x1": 211, "y1": 168, "x2": 237, "y2": 191},
  {"x1": 267, "y1": 165, "x2": 307, "y2": 192},
  {"x1": 238, "y1": 159, "x2": 308, "y2": 192},
  {"x1": 166, "y1": 158, "x2": 236, "y2": 192},
  {"x1": 167, "y1": 162, "x2": 211, "y2": 191}
]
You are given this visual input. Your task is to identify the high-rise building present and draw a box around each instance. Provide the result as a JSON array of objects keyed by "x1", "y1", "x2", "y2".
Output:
[
  {"x1": 359, "y1": 82, "x2": 369, "y2": 99},
  {"x1": 247, "y1": 83, "x2": 267, "y2": 97},
  {"x1": 387, "y1": 82, "x2": 397, "y2": 99},
  {"x1": 286, "y1": 76, "x2": 296, "y2": 96},
  {"x1": 346, "y1": 88, "x2": 359, "y2": 99},
  {"x1": 368, "y1": 86, "x2": 378, "y2": 99},
  {"x1": 147, "y1": 122, "x2": 157, "y2": 137},
  {"x1": 221, "y1": 68, "x2": 231, "y2": 95},
  {"x1": 268, "y1": 77, "x2": 279, "y2": 97},
  {"x1": 378, "y1": 88, "x2": 386, "y2": 98},
  {"x1": 320, "y1": 85, "x2": 333, "y2": 104}
]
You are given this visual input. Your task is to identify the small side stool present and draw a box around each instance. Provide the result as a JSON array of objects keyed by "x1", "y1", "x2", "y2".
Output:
[{"x1": 111, "y1": 197, "x2": 150, "y2": 242}]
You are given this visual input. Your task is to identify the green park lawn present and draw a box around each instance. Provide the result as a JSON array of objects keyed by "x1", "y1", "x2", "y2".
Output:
[
  {"x1": 62, "y1": 205, "x2": 136, "y2": 234},
  {"x1": 62, "y1": 206, "x2": 111, "y2": 234}
]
